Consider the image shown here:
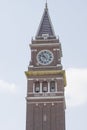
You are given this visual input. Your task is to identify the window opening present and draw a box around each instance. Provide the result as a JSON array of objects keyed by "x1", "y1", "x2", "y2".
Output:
[
  {"x1": 35, "y1": 81, "x2": 40, "y2": 93},
  {"x1": 42, "y1": 81, "x2": 48, "y2": 92},
  {"x1": 50, "y1": 81, "x2": 55, "y2": 92}
]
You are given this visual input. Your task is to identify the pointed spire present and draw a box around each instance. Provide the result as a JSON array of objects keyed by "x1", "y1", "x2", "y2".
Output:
[
  {"x1": 45, "y1": 0, "x2": 48, "y2": 10},
  {"x1": 36, "y1": 3, "x2": 56, "y2": 39}
]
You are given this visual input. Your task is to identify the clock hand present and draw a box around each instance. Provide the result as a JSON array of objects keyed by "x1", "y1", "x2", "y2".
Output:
[
  {"x1": 43, "y1": 54, "x2": 47, "y2": 60},
  {"x1": 42, "y1": 54, "x2": 46, "y2": 59},
  {"x1": 41, "y1": 54, "x2": 46, "y2": 61}
]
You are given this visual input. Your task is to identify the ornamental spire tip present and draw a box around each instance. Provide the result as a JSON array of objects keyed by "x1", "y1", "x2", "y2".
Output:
[{"x1": 45, "y1": 0, "x2": 48, "y2": 9}]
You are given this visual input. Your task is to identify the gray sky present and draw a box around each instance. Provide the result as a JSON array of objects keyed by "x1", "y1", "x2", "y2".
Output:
[{"x1": 0, "y1": 0, "x2": 87, "y2": 130}]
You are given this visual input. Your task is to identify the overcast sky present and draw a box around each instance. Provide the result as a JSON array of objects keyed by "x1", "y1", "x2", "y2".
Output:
[{"x1": 0, "y1": 0, "x2": 87, "y2": 130}]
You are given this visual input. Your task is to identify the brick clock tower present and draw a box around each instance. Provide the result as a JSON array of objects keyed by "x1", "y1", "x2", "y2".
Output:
[{"x1": 25, "y1": 3, "x2": 66, "y2": 130}]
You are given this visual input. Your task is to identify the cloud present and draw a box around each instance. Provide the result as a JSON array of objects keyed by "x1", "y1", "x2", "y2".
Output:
[
  {"x1": 0, "y1": 80, "x2": 17, "y2": 94},
  {"x1": 65, "y1": 68, "x2": 87, "y2": 107}
]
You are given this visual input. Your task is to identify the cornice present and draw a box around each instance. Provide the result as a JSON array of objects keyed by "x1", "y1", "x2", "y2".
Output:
[{"x1": 30, "y1": 42, "x2": 61, "y2": 48}]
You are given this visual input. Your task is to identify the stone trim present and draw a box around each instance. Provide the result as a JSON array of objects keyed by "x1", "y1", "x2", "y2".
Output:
[
  {"x1": 30, "y1": 43, "x2": 60, "y2": 47},
  {"x1": 27, "y1": 101, "x2": 64, "y2": 104},
  {"x1": 26, "y1": 96, "x2": 64, "y2": 100}
]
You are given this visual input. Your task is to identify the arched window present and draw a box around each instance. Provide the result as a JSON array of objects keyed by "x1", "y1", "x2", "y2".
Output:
[
  {"x1": 42, "y1": 81, "x2": 48, "y2": 92},
  {"x1": 35, "y1": 81, "x2": 40, "y2": 93},
  {"x1": 50, "y1": 81, "x2": 55, "y2": 92}
]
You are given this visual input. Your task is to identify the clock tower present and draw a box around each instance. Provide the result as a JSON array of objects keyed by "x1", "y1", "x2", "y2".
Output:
[{"x1": 25, "y1": 3, "x2": 66, "y2": 130}]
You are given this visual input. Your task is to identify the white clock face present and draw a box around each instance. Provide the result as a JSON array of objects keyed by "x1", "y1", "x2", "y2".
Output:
[{"x1": 37, "y1": 50, "x2": 54, "y2": 65}]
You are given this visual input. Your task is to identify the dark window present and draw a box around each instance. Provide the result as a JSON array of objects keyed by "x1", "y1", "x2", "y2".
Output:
[
  {"x1": 35, "y1": 81, "x2": 40, "y2": 93},
  {"x1": 50, "y1": 81, "x2": 55, "y2": 92},
  {"x1": 42, "y1": 81, "x2": 48, "y2": 92}
]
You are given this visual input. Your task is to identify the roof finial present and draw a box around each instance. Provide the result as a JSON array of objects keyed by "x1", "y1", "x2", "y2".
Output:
[{"x1": 45, "y1": 0, "x2": 48, "y2": 9}]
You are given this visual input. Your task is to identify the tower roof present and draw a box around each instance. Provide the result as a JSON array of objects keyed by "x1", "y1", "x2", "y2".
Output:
[{"x1": 36, "y1": 3, "x2": 56, "y2": 39}]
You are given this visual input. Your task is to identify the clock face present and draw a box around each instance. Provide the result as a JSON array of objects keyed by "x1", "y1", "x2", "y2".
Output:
[{"x1": 37, "y1": 50, "x2": 54, "y2": 65}]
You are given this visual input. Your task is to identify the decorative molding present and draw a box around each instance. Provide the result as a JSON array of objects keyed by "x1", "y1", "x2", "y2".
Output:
[
  {"x1": 57, "y1": 49, "x2": 60, "y2": 51},
  {"x1": 56, "y1": 77, "x2": 63, "y2": 80},
  {"x1": 30, "y1": 43, "x2": 60, "y2": 47},
  {"x1": 27, "y1": 91, "x2": 64, "y2": 94},
  {"x1": 53, "y1": 48, "x2": 60, "y2": 51},
  {"x1": 36, "y1": 103, "x2": 38, "y2": 106},
  {"x1": 42, "y1": 34, "x2": 49, "y2": 39},
  {"x1": 27, "y1": 101, "x2": 64, "y2": 104},
  {"x1": 25, "y1": 70, "x2": 64, "y2": 76},
  {"x1": 44, "y1": 103, "x2": 46, "y2": 106},
  {"x1": 28, "y1": 79, "x2": 34, "y2": 81},
  {"x1": 52, "y1": 102, "x2": 54, "y2": 106},
  {"x1": 56, "y1": 64, "x2": 61, "y2": 67},
  {"x1": 29, "y1": 65, "x2": 34, "y2": 68},
  {"x1": 33, "y1": 83, "x2": 35, "y2": 93},
  {"x1": 26, "y1": 96, "x2": 64, "y2": 100},
  {"x1": 29, "y1": 64, "x2": 62, "y2": 69},
  {"x1": 31, "y1": 49, "x2": 37, "y2": 52},
  {"x1": 55, "y1": 81, "x2": 57, "y2": 92},
  {"x1": 27, "y1": 77, "x2": 63, "y2": 81}
]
